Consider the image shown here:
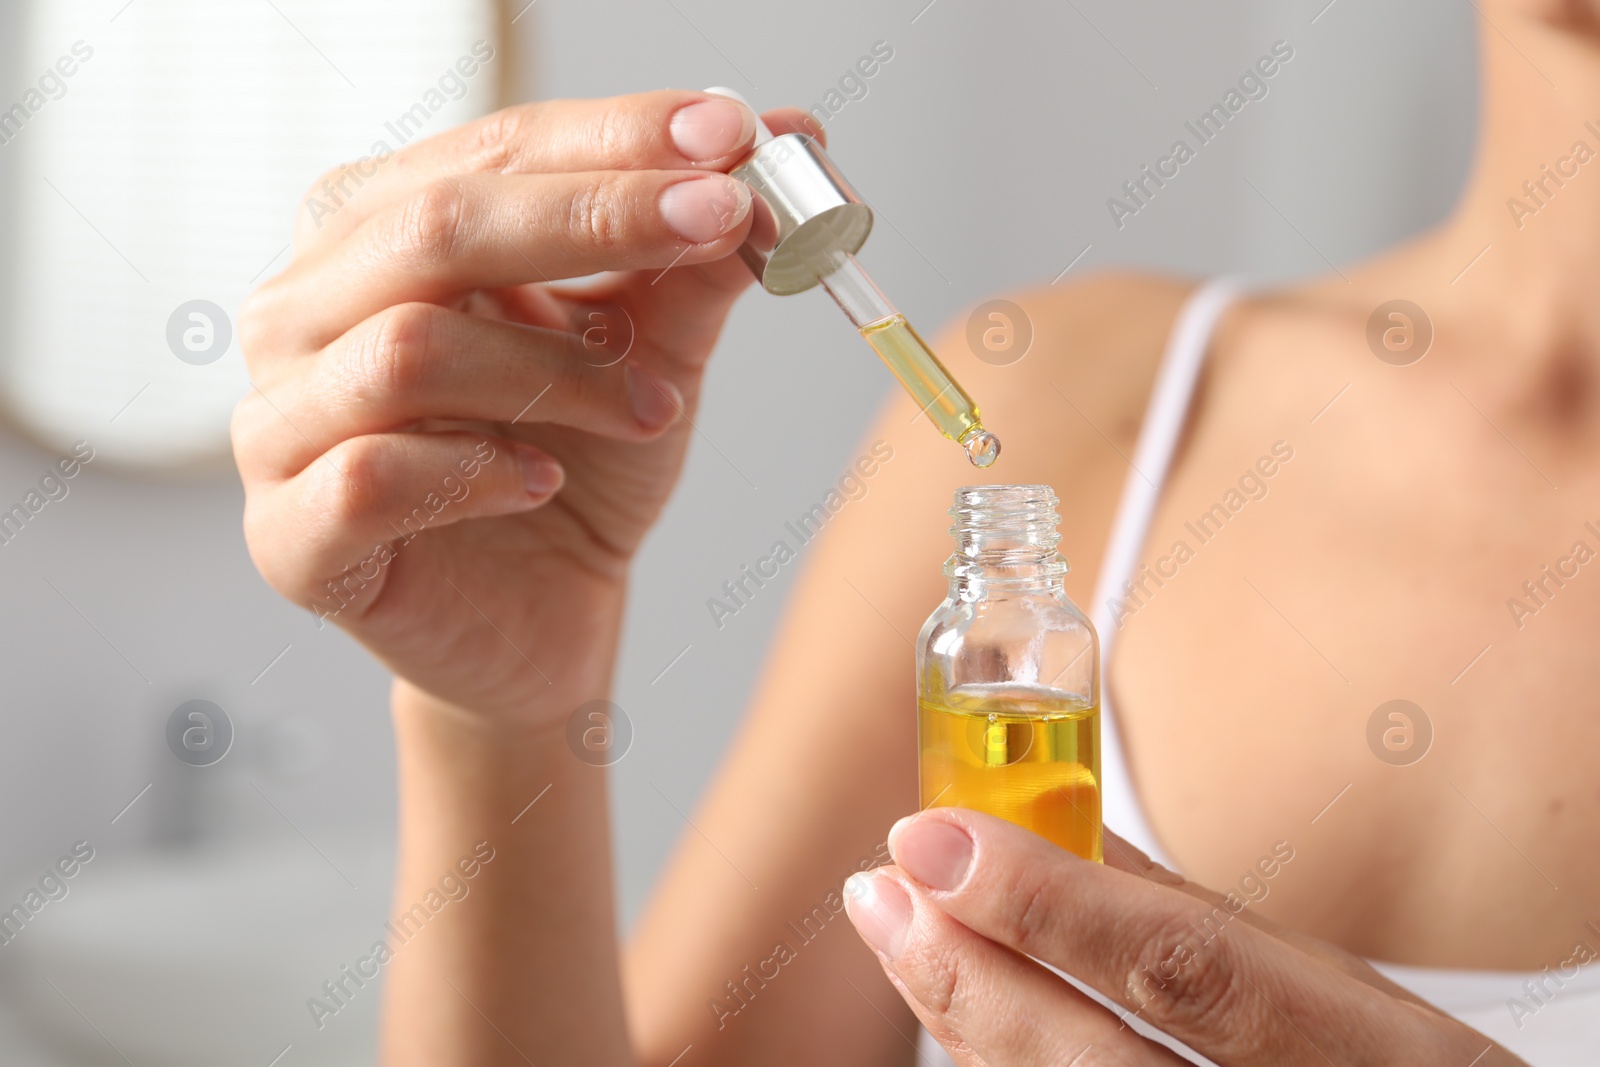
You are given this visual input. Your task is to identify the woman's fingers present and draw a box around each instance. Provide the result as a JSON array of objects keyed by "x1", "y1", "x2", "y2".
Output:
[
  {"x1": 843, "y1": 867, "x2": 1187, "y2": 1067},
  {"x1": 242, "y1": 431, "x2": 559, "y2": 617},
  {"x1": 882, "y1": 810, "x2": 1476, "y2": 1067},
  {"x1": 1098, "y1": 829, "x2": 1443, "y2": 1011},
  {"x1": 295, "y1": 90, "x2": 761, "y2": 252},
  {"x1": 250, "y1": 167, "x2": 754, "y2": 357},
  {"x1": 234, "y1": 303, "x2": 683, "y2": 482}
]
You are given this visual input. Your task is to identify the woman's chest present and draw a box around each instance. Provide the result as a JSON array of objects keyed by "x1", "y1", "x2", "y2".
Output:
[{"x1": 1108, "y1": 381, "x2": 1600, "y2": 965}]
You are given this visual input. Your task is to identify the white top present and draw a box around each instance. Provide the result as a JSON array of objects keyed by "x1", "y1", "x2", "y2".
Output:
[{"x1": 923, "y1": 279, "x2": 1600, "y2": 1066}]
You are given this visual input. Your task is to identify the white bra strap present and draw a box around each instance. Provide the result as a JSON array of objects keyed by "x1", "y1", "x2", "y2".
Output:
[{"x1": 1089, "y1": 277, "x2": 1244, "y2": 868}]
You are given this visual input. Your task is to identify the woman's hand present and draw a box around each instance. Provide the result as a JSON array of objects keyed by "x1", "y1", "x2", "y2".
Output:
[
  {"x1": 844, "y1": 810, "x2": 1526, "y2": 1066},
  {"x1": 233, "y1": 91, "x2": 807, "y2": 722}
]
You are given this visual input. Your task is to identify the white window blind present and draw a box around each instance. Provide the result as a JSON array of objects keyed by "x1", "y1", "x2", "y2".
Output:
[{"x1": 2, "y1": 0, "x2": 503, "y2": 468}]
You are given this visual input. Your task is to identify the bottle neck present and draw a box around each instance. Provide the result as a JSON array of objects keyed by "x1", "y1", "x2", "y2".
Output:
[{"x1": 944, "y1": 485, "x2": 1068, "y2": 596}]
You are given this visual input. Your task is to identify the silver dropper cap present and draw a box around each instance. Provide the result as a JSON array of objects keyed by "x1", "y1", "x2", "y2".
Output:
[{"x1": 705, "y1": 87, "x2": 874, "y2": 295}]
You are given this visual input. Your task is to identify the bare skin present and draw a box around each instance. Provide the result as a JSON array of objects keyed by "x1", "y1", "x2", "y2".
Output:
[{"x1": 231, "y1": 1, "x2": 1595, "y2": 1064}]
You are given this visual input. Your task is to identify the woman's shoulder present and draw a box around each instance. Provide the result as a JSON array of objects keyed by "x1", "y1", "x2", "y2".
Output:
[
  {"x1": 974, "y1": 271, "x2": 1355, "y2": 440},
  {"x1": 942, "y1": 271, "x2": 1203, "y2": 469},
  {"x1": 986, "y1": 269, "x2": 1199, "y2": 403}
]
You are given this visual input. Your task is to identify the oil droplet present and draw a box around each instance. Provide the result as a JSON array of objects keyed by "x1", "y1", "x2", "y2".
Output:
[{"x1": 962, "y1": 429, "x2": 1001, "y2": 468}]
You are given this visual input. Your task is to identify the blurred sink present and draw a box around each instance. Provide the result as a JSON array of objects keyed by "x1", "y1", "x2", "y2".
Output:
[{"x1": 3, "y1": 837, "x2": 393, "y2": 1067}]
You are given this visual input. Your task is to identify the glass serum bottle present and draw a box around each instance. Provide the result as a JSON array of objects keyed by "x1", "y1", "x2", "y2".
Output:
[{"x1": 917, "y1": 485, "x2": 1102, "y2": 861}]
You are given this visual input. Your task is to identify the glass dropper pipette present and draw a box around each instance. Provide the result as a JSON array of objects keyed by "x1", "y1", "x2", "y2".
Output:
[
  {"x1": 708, "y1": 86, "x2": 1001, "y2": 469},
  {"x1": 815, "y1": 252, "x2": 1001, "y2": 467}
]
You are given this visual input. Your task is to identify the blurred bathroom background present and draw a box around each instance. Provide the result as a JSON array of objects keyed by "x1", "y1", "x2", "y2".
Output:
[{"x1": 0, "y1": 0, "x2": 1473, "y2": 1062}]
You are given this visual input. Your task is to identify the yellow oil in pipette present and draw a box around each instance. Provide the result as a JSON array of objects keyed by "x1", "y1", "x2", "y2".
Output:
[{"x1": 859, "y1": 315, "x2": 1001, "y2": 468}]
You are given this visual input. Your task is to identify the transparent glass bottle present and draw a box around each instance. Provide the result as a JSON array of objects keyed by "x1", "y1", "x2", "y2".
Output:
[{"x1": 916, "y1": 485, "x2": 1102, "y2": 861}]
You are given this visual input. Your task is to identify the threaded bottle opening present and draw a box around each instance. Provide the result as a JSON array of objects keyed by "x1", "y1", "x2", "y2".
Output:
[{"x1": 946, "y1": 484, "x2": 1067, "y2": 581}]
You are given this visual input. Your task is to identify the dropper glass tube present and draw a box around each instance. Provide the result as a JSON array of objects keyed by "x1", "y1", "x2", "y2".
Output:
[{"x1": 816, "y1": 254, "x2": 1001, "y2": 469}]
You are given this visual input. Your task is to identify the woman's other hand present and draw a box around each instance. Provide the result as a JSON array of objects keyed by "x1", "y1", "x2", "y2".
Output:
[{"x1": 845, "y1": 810, "x2": 1526, "y2": 1066}]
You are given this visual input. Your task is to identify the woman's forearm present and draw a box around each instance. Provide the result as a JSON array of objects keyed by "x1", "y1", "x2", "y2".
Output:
[{"x1": 383, "y1": 650, "x2": 633, "y2": 1066}]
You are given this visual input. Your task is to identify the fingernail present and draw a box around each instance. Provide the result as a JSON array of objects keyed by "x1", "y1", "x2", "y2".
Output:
[
  {"x1": 513, "y1": 444, "x2": 564, "y2": 498},
  {"x1": 843, "y1": 871, "x2": 912, "y2": 960},
  {"x1": 890, "y1": 816, "x2": 973, "y2": 892},
  {"x1": 670, "y1": 98, "x2": 756, "y2": 162},
  {"x1": 659, "y1": 175, "x2": 751, "y2": 244},
  {"x1": 625, "y1": 364, "x2": 682, "y2": 430}
]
